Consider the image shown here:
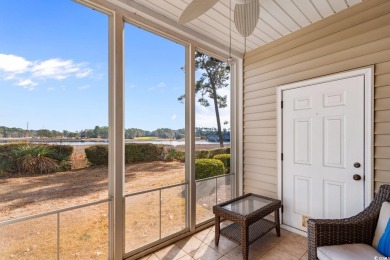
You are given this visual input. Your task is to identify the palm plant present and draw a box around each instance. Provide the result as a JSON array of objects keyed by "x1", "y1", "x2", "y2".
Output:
[{"x1": 12, "y1": 145, "x2": 59, "y2": 174}]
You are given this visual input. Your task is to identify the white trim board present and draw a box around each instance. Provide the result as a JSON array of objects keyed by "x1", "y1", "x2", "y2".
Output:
[
  {"x1": 281, "y1": 225, "x2": 308, "y2": 237},
  {"x1": 276, "y1": 66, "x2": 374, "y2": 230}
]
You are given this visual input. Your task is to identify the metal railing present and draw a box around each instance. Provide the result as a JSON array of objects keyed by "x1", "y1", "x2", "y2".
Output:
[
  {"x1": 0, "y1": 198, "x2": 111, "y2": 259},
  {"x1": 123, "y1": 173, "x2": 233, "y2": 255},
  {"x1": 124, "y1": 182, "x2": 188, "y2": 243},
  {"x1": 195, "y1": 173, "x2": 234, "y2": 226}
]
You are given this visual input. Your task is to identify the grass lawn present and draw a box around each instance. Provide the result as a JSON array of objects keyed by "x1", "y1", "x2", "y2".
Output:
[{"x1": 133, "y1": 137, "x2": 158, "y2": 140}]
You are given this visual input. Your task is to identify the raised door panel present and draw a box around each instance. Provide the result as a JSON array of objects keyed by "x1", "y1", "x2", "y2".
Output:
[
  {"x1": 294, "y1": 119, "x2": 312, "y2": 165},
  {"x1": 294, "y1": 96, "x2": 312, "y2": 110},
  {"x1": 324, "y1": 116, "x2": 345, "y2": 168},
  {"x1": 294, "y1": 176, "x2": 312, "y2": 216},
  {"x1": 323, "y1": 91, "x2": 345, "y2": 107},
  {"x1": 324, "y1": 180, "x2": 346, "y2": 219}
]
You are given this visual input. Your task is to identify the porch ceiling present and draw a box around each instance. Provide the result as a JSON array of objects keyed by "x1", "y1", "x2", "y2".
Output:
[{"x1": 109, "y1": 0, "x2": 363, "y2": 56}]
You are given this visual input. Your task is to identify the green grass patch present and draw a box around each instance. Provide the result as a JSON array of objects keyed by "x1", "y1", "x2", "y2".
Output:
[{"x1": 134, "y1": 137, "x2": 157, "y2": 140}]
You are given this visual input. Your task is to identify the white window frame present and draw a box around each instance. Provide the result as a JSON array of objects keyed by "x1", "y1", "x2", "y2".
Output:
[{"x1": 75, "y1": 0, "x2": 243, "y2": 258}]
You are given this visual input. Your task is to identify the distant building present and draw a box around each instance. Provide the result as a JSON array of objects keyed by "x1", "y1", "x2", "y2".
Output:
[{"x1": 206, "y1": 132, "x2": 230, "y2": 142}]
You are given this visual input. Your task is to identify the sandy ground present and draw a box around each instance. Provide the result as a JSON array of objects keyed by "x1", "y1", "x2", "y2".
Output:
[
  {"x1": 0, "y1": 161, "x2": 186, "y2": 221},
  {"x1": 0, "y1": 146, "x2": 231, "y2": 259}
]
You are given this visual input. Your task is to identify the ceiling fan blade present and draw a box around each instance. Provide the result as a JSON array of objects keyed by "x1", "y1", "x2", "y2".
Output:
[
  {"x1": 178, "y1": 0, "x2": 220, "y2": 24},
  {"x1": 233, "y1": 0, "x2": 252, "y2": 3},
  {"x1": 234, "y1": 0, "x2": 259, "y2": 37}
]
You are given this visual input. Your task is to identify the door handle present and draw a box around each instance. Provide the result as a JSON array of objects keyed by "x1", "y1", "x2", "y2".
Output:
[{"x1": 353, "y1": 174, "x2": 362, "y2": 181}]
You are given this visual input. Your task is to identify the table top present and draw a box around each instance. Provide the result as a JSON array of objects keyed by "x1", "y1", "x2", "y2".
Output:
[
  {"x1": 214, "y1": 193, "x2": 281, "y2": 220},
  {"x1": 221, "y1": 195, "x2": 274, "y2": 215}
]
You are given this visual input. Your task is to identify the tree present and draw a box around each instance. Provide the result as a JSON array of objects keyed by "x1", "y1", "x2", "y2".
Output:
[
  {"x1": 178, "y1": 52, "x2": 230, "y2": 147},
  {"x1": 93, "y1": 126, "x2": 101, "y2": 138},
  {"x1": 37, "y1": 129, "x2": 54, "y2": 138},
  {"x1": 152, "y1": 128, "x2": 174, "y2": 139},
  {"x1": 99, "y1": 126, "x2": 109, "y2": 139},
  {"x1": 125, "y1": 128, "x2": 145, "y2": 139}
]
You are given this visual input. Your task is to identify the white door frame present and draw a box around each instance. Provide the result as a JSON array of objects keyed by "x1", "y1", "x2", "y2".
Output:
[{"x1": 276, "y1": 67, "x2": 374, "y2": 233}]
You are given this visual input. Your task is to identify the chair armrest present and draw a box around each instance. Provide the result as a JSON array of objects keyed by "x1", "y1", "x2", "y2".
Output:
[
  {"x1": 307, "y1": 216, "x2": 378, "y2": 260},
  {"x1": 306, "y1": 185, "x2": 390, "y2": 259}
]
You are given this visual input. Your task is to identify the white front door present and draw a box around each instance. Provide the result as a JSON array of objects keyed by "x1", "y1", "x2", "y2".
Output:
[{"x1": 282, "y1": 75, "x2": 365, "y2": 231}]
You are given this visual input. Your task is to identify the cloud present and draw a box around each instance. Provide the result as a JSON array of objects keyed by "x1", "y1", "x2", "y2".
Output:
[
  {"x1": 15, "y1": 79, "x2": 38, "y2": 91},
  {"x1": 171, "y1": 114, "x2": 176, "y2": 120},
  {"x1": 78, "y1": 85, "x2": 91, "y2": 90},
  {"x1": 17, "y1": 79, "x2": 38, "y2": 87},
  {"x1": 157, "y1": 82, "x2": 166, "y2": 88},
  {"x1": 76, "y1": 68, "x2": 92, "y2": 78},
  {"x1": 0, "y1": 54, "x2": 31, "y2": 73},
  {"x1": 149, "y1": 81, "x2": 166, "y2": 91},
  {"x1": 0, "y1": 53, "x2": 93, "y2": 90},
  {"x1": 31, "y1": 59, "x2": 91, "y2": 80},
  {"x1": 47, "y1": 87, "x2": 55, "y2": 91}
]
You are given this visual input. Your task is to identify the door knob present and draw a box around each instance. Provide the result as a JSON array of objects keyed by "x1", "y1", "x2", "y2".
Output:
[
  {"x1": 353, "y1": 174, "x2": 362, "y2": 181},
  {"x1": 354, "y1": 162, "x2": 361, "y2": 168}
]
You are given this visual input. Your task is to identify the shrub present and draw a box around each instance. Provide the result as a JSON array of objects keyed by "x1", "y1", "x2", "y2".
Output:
[
  {"x1": 164, "y1": 148, "x2": 176, "y2": 162},
  {"x1": 48, "y1": 145, "x2": 73, "y2": 161},
  {"x1": 0, "y1": 143, "x2": 26, "y2": 154},
  {"x1": 164, "y1": 148, "x2": 185, "y2": 162},
  {"x1": 195, "y1": 150, "x2": 210, "y2": 159},
  {"x1": 46, "y1": 145, "x2": 73, "y2": 171},
  {"x1": 0, "y1": 144, "x2": 20, "y2": 173},
  {"x1": 12, "y1": 145, "x2": 59, "y2": 174},
  {"x1": 195, "y1": 159, "x2": 225, "y2": 180},
  {"x1": 174, "y1": 150, "x2": 185, "y2": 162},
  {"x1": 214, "y1": 154, "x2": 230, "y2": 173},
  {"x1": 209, "y1": 148, "x2": 230, "y2": 158},
  {"x1": 85, "y1": 143, "x2": 167, "y2": 165},
  {"x1": 0, "y1": 143, "x2": 73, "y2": 174},
  {"x1": 0, "y1": 160, "x2": 11, "y2": 175},
  {"x1": 125, "y1": 143, "x2": 165, "y2": 163},
  {"x1": 85, "y1": 145, "x2": 108, "y2": 166}
]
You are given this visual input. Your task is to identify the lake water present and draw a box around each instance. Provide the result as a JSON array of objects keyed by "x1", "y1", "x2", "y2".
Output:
[{"x1": 1, "y1": 140, "x2": 230, "y2": 146}]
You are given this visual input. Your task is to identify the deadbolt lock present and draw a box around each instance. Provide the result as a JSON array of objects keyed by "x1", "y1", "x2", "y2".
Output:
[{"x1": 354, "y1": 162, "x2": 361, "y2": 168}]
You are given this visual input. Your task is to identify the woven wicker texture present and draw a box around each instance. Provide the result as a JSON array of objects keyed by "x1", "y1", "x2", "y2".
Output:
[
  {"x1": 220, "y1": 219, "x2": 276, "y2": 244},
  {"x1": 307, "y1": 184, "x2": 390, "y2": 260},
  {"x1": 213, "y1": 193, "x2": 281, "y2": 260}
]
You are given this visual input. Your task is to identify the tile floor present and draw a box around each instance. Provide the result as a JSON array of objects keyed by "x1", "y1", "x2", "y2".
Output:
[{"x1": 140, "y1": 222, "x2": 308, "y2": 260}]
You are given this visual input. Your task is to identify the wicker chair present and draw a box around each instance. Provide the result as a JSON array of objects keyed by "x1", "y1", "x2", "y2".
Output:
[{"x1": 307, "y1": 184, "x2": 390, "y2": 260}]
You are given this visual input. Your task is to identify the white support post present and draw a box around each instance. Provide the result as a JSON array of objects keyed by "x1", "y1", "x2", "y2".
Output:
[
  {"x1": 186, "y1": 44, "x2": 196, "y2": 232},
  {"x1": 109, "y1": 11, "x2": 125, "y2": 260},
  {"x1": 236, "y1": 58, "x2": 244, "y2": 196}
]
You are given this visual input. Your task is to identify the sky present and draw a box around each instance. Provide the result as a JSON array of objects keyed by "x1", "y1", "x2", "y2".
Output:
[{"x1": 0, "y1": 0, "x2": 230, "y2": 132}]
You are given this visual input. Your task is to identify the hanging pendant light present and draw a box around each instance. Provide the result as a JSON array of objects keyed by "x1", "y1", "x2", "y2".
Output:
[{"x1": 234, "y1": 0, "x2": 259, "y2": 37}]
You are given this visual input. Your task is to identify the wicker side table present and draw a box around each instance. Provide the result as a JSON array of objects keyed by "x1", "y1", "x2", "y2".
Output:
[{"x1": 213, "y1": 193, "x2": 281, "y2": 260}]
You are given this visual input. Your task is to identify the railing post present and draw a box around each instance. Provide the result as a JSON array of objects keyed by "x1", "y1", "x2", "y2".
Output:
[
  {"x1": 159, "y1": 189, "x2": 162, "y2": 239},
  {"x1": 57, "y1": 212, "x2": 60, "y2": 260},
  {"x1": 216, "y1": 177, "x2": 218, "y2": 205}
]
